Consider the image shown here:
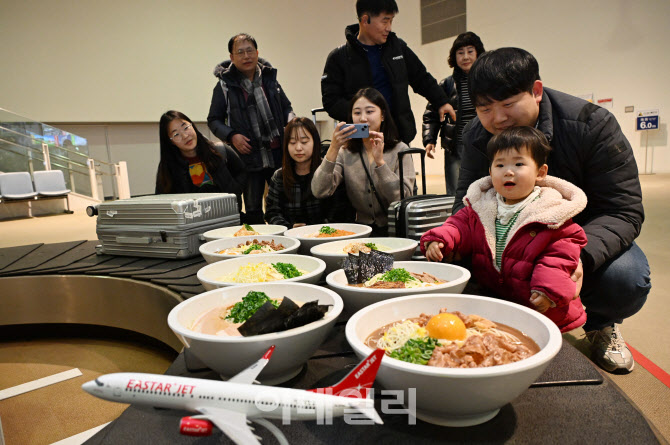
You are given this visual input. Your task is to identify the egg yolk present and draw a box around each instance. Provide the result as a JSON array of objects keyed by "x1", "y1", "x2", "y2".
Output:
[{"x1": 426, "y1": 313, "x2": 467, "y2": 341}]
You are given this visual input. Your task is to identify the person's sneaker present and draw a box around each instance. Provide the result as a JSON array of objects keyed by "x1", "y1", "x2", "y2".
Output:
[{"x1": 585, "y1": 324, "x2": 635, "y2": 373}]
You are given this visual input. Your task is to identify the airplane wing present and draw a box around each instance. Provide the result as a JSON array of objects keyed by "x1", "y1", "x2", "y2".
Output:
[
  {"x1": 227, "y1": 345, "x2": 275, "y2": 385},
  {"x1": 196, "y1": 406, "x2": 261, "y2": 445}
]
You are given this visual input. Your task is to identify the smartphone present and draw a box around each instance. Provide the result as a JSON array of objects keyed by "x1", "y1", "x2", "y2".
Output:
[{"x1": 343, "y1": 123, "x2": 369, "y2": 139}]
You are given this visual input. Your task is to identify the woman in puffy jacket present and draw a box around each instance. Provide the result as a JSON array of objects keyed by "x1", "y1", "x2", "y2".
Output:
[{"x1": 423, "y1": 32, "x2": 485, "y2": 196}]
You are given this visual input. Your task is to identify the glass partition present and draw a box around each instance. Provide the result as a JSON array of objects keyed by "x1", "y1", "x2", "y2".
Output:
[{"x1": 0, "y1": 108, "x2": 94, "y2": 196}]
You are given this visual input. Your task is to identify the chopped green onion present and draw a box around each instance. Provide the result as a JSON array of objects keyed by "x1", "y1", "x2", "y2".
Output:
[
  {"x1": 379, "y1": 268, "x2": 413, "y2": 283},
  {"x1": 243, "y1": 244, "x2": 264, "y2": 254},
  {"x1": 389, "y1": 338, "x2": 440, "y2": 365},
  {"x1": 272, "y1": 262, "x2": 303, "y2": 279},
  {"x1": 226, "y1": 291, "x2": 279, "y2": 323},
  {"x1": 319, "y1": 226, "x2": 337, "y2": 235}
]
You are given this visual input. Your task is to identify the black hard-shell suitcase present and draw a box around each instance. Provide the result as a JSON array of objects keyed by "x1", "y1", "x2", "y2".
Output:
[{"x1": 388, "y1": 148, "x2": 455, "y2": 260}]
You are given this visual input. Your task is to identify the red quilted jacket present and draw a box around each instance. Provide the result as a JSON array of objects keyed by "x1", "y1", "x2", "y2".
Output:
[{"x1": 421, "y1": 176, "x2": 588, "y2": 332}]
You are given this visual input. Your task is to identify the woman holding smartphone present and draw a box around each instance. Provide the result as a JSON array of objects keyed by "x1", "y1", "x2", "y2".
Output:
[{"x1": 312, "y1": 88, "x2": 415, "y2": 236}]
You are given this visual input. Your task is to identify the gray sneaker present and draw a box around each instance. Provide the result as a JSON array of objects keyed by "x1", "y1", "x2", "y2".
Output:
[{"x1": 585, "y1": 324, "x2": 635, "y2": 373}]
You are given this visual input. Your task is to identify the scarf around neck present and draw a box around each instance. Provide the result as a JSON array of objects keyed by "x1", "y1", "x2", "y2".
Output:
[
  {"x1": 240, "y1": 65, "x2": 281, "y2": 168},
  {"x1": 496, "y1": 186, "x2": 541, "y2": 225}
]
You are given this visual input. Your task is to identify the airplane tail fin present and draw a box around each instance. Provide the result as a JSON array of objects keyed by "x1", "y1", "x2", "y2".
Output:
[{"x1": 309, "y1": 349, "x2": 385, "y2": 398}]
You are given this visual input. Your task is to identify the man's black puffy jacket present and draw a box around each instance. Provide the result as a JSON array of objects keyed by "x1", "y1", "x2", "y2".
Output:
[
  {"x1": 422, "y1": 75, "x2": 458, "y2": 152},
  {"x1": 207, "y1": 59, "x2": 292, "y2": 172},
  {"x1": 321, "y1": 24, "x2": 448, "y2": 144},
  {"x1": 454, "y1": 87, "x2": 644, "y2": 274}
]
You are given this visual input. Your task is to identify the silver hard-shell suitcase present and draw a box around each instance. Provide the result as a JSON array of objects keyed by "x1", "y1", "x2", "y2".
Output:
[
  {"x1": 388, "y1": 149, "x2": 455, "y2": 260},
  {"x1": 95, "y1": 193, "x2": 240, "y2": 258}
]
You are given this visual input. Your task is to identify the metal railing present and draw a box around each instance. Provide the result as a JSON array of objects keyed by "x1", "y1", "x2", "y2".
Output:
[{"x1": 0, "y1": 107, "x2": 130, "y2": 201}]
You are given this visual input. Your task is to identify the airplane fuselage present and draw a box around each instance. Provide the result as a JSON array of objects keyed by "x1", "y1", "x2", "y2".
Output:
[{"x1": 85, "y1": 373, "x2": 371, "y2": 422}]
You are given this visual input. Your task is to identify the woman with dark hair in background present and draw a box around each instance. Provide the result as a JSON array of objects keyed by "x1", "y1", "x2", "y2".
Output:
[
  {"x1": 312, "y1": 88, "x2": 415, "y2": 236},
  {"x1": 423, "y1": 31, "x2": 485, "y2": 195},
  {"x1": 156, "y1": 110, "x2": 246, "y2": 211},
  {"x1": 265, "y1": 117, "x2": 353, "y2": 228}
]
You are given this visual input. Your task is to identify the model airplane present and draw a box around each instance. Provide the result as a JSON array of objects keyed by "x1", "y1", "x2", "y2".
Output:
[{"x1": 82, "y1": 346, "x2": 385, "y2": 444}]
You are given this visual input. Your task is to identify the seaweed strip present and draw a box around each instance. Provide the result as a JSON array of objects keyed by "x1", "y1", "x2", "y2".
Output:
[
  {"x1": 371, "y1": 250, "x2": 394, "y2": 275},
  {"x1": 358, "y1": 251, "x2": 377, "y2": 282},
  {"x1": 344, "y1": 253, "x2": 361, "y2": 284},
  {"x1": 238, "y1": 298, "x2": 300, "y2": 336},
  {"x1": 284, "y1": 300, "x2": 330, "y2": 330}
]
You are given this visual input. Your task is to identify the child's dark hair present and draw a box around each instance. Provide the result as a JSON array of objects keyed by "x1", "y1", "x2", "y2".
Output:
[
  {"x1": 487, "y1": 127, "x2": 551, "y2": 168},
  {"x1": 469, "y1": 47, "x2": 540, "y2": 107}
]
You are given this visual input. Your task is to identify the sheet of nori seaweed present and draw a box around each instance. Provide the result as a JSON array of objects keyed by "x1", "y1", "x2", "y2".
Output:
[
  {"x1": 284, "y1": 300, "x2": 330, "y2": 330},
  {"x1": 238, "y1": 298, "x2": 300, "y2": 336},
  {"x1": 358, "y1": 251, "x2": 377, "y2": 282},
  {"x1": 371, "y1": 250, "x2": 394, "y2": 275},
  {"x1": 344, "y1": 253, "x2": 360, "y2": 284}
]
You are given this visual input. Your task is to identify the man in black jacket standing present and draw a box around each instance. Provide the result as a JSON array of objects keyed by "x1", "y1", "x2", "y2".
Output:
[
  {"x1": 321, "y1": 0, "x2": 454, "y2": 144},
  {"x1": 454, "y1": 47, "x2": 651, "y2": 373},
  {"x1": 208, "y1": 33, "x2": 294, "y2": 224}
]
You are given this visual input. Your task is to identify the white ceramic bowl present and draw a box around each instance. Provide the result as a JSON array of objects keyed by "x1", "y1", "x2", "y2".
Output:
[
  {"x1": 197, "y1": 254, "x2": 326, "y2": 291},
  {"x1": 199, "y1": 235, "x2": 301, "y2": 264},
  {"x1": 283, "y1": 223, "x2": 372, "y2": 255},
  {"x1": 202, "y1": 224, "x2": 288, "y2": 242},
  {"x1": 326, "y1": 261, "x2": 470, "y2": 312},
  {"x1": 168, "y1": 282, "x2": 343, "y2": 384},
  {"x1": 310, "y1": 237, "x2": 419, "y2": 275},
  {"x1": 346, "y1": 293, "x2": 562, "y2": 426}
]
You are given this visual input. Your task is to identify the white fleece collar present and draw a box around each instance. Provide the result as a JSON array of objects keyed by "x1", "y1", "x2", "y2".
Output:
[{"x1": 464, "y1": 175, "x2": 588, "y2": 263}]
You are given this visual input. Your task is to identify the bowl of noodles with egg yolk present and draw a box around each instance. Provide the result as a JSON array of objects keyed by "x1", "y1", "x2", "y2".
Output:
[{"x1": 345, "y1": 293, "x2": 562, "y2": 427}]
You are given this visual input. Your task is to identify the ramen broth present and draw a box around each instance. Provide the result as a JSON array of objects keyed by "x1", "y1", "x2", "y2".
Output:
[{"x1": 366, "y1": 316, "x2": 540, "y2": 365}]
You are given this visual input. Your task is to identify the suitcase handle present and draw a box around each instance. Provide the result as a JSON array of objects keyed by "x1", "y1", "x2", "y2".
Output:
[
  {"x1": 398, "y1": 148, "x2": 427, "y2": 200},
  {"x1": 311, "y1": 107, "x2": 327, "y2": 124},
  {"x1": 115, "y1": 236, "x2": 154, "y2": 244}
]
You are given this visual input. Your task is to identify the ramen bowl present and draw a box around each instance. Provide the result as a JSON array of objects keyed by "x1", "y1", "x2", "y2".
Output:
[
  {"x1": 199, "y1": 235, "x2": 301, "y2": 264},
  {"x1": 283, "y1": 223, "x2": 372, "y2": 255},
  {"x1": 310, "y1": 237, "x2": 419, "y2": 276},
  {"x1": 202, "y1": 224, "x2": 287, "y2": 242},
  {"x1": 345, "y1": 293, "x2": 562, "y2": 427},
  {"x1": 168, "y1": 282, "x2": 343, "y2": 385},
  {"x1": 326, "y1": 261, "x2": 470, "y2": 312},
  {"x1": 197, "y1": 254, "x2": 326, "y2": 291}
]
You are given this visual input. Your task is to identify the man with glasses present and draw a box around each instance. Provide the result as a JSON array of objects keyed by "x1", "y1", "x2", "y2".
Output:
[
  {"x1": 208, "y1": 33, "x2": 294, "y2": 224},
  {"x1": 321, "y1": 0, "x2": 454, "y2": 145}
]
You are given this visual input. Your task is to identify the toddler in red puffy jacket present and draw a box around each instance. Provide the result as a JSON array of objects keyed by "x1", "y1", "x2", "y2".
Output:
[{"x1": 421, "y1": 127, "x2": 588, "y2": 332}]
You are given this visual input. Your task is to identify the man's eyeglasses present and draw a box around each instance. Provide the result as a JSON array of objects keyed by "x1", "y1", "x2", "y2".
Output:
[
  {"x1": 234, "y1": 47, "x2": 256, "y2": 56},
  {"x1": 169, "y1": 124, "x2": 193, "y2": 143}
]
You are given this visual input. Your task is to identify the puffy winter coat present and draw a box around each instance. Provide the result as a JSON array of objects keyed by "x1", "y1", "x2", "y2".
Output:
[
  {"x1": 321, "y1": 24, "x2": 448, "y2": 144},
  {"x1": 455, "y1": 87, "x2": 644, "y2": 274},
  {"x1": 421, "y1": 175, "x2": 588, "y2": 332},
  {"x1": 422, "y1": 75, "x2": 458, "y2": 152},
  {"x1": 207, "y1": 58, "x2": 293, "y2": 171}
]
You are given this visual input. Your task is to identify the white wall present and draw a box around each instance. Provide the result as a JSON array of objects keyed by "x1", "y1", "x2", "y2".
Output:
[
  {"x1": 415, "y1": 0, "x2": 670, "y2": 175},
  {"x1": 2, "y1": 0, "x2": 668, "y2": 191}
]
